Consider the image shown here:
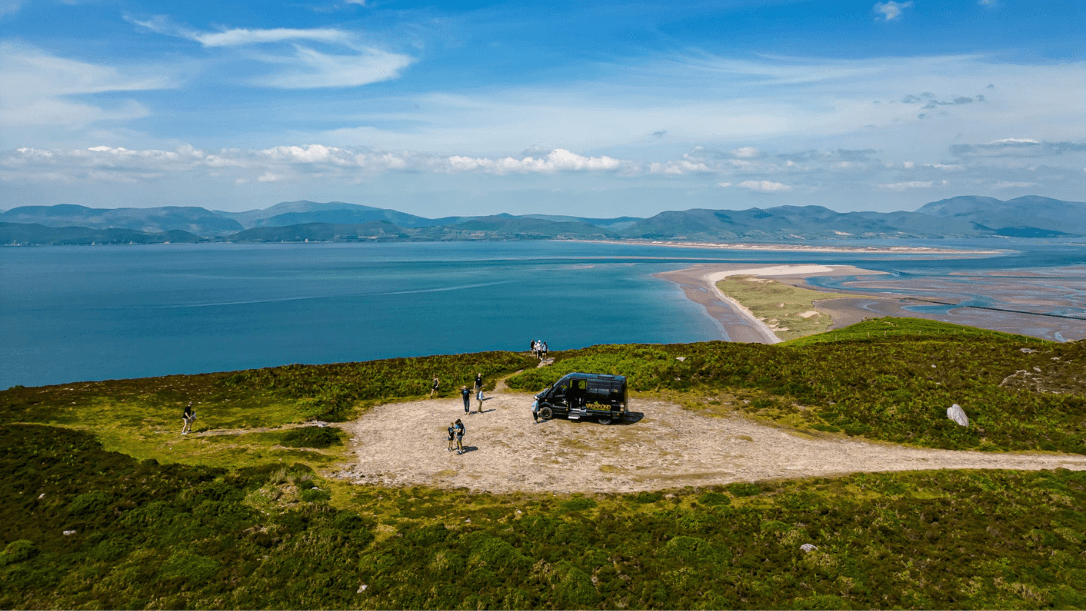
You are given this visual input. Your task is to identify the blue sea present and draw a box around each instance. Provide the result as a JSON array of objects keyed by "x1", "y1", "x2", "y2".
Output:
[{"x1": 2, "y1": 239, "x2": 1084, "y2": 389}]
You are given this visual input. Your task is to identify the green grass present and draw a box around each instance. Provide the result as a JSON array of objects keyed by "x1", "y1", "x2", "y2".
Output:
[
  {"x1": 0, "y1": 351, "x2": 535, "y2": 471},
  {"x1": 506, "y1": 319, "x2": 1086, "y2": 454},
  {"x1": 2, "y1": 320, "x2": 1085, "y2": 608},
  {"x1": 715, "y1": 275, "x2": 854, "y2": 340},
  {"x1": 3, "y1": 423, "x2": 1086, "y2": 609}
]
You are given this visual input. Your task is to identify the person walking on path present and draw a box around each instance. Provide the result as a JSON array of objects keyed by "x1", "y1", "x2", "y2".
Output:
[
  {"x1": 542, "y1": 341, "x2": 548, "y2": 359},
  {"x1": 181, "y1": 402, "x2": 196, "y2": 435},
  {"x1": 447, "y1": 422, "x2": 456, "y2": 451},
  {"x1": 474, "y1": 372, "x2": 483, "y2": 393},
  {"x1": 454, "y1": 419, "x2": 466, "y2": 454},
  {"x1": 476, "y1": 387, "x2": 485, "y2": 413},
  {"x1": 430, "y1": 376, "x2": 440, "y2": 399},
  {"x1": 460, "y1": 386, "x2": 471, "y2": 413}
]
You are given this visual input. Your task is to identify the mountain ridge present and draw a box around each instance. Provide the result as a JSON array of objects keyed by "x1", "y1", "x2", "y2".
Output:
[{"x1": 2, "y1": 195, "x2": 1083, "y2": 244}]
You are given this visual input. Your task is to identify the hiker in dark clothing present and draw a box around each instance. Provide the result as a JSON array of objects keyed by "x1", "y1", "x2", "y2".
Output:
[
  {"x1": 454, "y1": 419, "x2": 465, "y2": 454},
  {"x1": 474, "y1": 373, "x2": 483, "y2": 392},
  {"x1": 430, "y1": 376, "x2": 440, "y2": 399},
  {"x1": 181, "y1": 402, "x2": 195, "y2": 434},
  {"x1": 460, "y1": 386, "x2": 471, "y2": 413}
]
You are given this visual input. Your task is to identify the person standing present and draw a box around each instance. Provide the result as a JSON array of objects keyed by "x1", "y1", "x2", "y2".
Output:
[
  {"x1": 454, "y1": 419, "x2": 465, "y2": 454},
  {"x1": 542, "y1": 341, "x2": 548, "y2": 359},
  {"x1": 430, "y1": 376, "x2": 440, "y2": 399},
  {"x1": 460, "y1": 386, "x2": 471, "y2": 414},
  {"x1": 476, "y1": 387, "x2": 484, "y2": 413},
  {"x1": 181, "y1": 402, "x2": 195, "y2": 435},
  {"x1": 447, "y1": 422, "x2": 456, "y2": 451},
  {"x1": 474, "y1": 372, "x2": 483, "y2": 393}
]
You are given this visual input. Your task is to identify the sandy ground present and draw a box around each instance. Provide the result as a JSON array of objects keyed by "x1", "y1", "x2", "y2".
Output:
[{"x1": 334, "y1": 391, "x2": 1086, "y2": 494}]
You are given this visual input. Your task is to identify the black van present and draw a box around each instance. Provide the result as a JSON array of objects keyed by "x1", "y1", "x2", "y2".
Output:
[{"x1": 532, "y1": 373, "x2": 628, "y2": 424}]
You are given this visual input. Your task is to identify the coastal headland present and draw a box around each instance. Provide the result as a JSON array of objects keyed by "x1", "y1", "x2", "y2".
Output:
[{"x1": 659, "y1": 263, "x2": 1086, "y2": 343}]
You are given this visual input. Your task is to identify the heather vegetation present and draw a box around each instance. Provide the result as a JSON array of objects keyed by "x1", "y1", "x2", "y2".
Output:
[
  {"x1": 507, "y1": 318, "x2": 1084, "y2": 454},
  {"x1": 2, "y1": 319, "x2": 1085, "y2": 609}
]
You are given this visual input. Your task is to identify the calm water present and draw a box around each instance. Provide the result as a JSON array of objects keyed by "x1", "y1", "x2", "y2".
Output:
[{"x1": 2, "y1": 239, "x2": 1084, "y2": 388}]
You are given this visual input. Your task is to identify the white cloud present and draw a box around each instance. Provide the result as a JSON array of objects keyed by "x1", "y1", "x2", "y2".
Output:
[
  {"x1": 877, "y1": 181, "x2": 933, "y2": 191},
  {"x1": 127, "y1": 15, "x2": 414, "y2": 89},
  {"x1": 0, "y1": 44, "x2": 174, "y2": 132},
  {"x1": 978, "y1": 0, "x2": 997, "y2": 6},
  {"x1": 0, "y1": 144, "x2": 630, "y2": 184},
  {"x1": 874, "y1": 1, "x2": 913, "y2": 21},
  {"x1": 447, "y1": 149, "x2": 624, "y2": 174},
  {"x1": 127, "y1": 16, "x2": 352, "y2": 48},
  {"x1": 732, "y1": 146, "x2": 760, "y2": 158},
  {"x1": 195, "y1": 28, "x2": 352, "y2": 48},
  {"x1": 0, "y1": 0, "x2": 23, "y2": 18},
  {"x1": 717, "y1": 182, "x2": 733, "y2": 187},
  {"x1": 737, "y1": 180, "x2": 791, "y2": 192},
  {"x1": 993, "y1": 181, "x2": 1037, "y2": 188},
  {"x1": 255, "y1": 45, "x2": 413, "y2": 89}
]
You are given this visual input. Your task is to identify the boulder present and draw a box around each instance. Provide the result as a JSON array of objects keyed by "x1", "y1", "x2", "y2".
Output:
[
  {"x1": 947, "y1": 403, "x2": 969, "y2": 427},
  {"x1": 800, "y1": 543, "x2": 818, "y2": 553}
]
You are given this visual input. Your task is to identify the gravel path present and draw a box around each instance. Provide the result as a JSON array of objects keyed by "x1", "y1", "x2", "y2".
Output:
[{"x1": 334, "y1": 392, "x2": 1086, "y2": 493}]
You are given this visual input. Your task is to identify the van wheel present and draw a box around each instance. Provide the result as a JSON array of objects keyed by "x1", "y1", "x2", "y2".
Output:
[
  {"x1": 539, "y1": 406, "x2": 553, "y2": 420},
  {"x1": 598, "y1": 417, "x2": 612, "y2": 425}
]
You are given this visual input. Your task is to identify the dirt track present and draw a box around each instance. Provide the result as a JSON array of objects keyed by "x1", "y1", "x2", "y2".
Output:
[{"x1": 334, "y1": 391, "x2": 1086, "y2": 493}]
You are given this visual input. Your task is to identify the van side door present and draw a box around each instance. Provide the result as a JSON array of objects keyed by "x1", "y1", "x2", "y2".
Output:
[{"x1": 550, "y1": 379, "x2": 570, "y2": 406}]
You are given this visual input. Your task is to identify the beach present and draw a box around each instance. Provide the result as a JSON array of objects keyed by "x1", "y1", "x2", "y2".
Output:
[
  {"x1": 659, "y1": 263, "x2": 1086, "y2": 343},
  {"x1": 577, "y1": 238, "x2": 1006, "y2": 256}
]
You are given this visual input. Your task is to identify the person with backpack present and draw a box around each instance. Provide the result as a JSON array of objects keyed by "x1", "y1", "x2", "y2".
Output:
[
  {"x1": 460, "y1": 386, "x2": 471, "y2": 414},
  {"x1": 447, "y1": 422, "x2": 456, "y2": 451},
  {"x1": 181, "y1": 402, "x2": 196, "y2": 435},
  {"x1": 454, "y1": 419, "x2": 465, "y2": 454}
]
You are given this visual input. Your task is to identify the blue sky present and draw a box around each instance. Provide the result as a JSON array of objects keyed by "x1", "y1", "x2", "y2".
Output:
[{"x1": 1, "y1": 0, "x2": 1084, "y2": 216}]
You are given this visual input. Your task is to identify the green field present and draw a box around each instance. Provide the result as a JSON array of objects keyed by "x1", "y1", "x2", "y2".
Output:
[
  {"x1": 714, "y1": 275, "x2": 855, "y2": 340},
  {"x1": 2, "y1": 319, "x2": 1085, "y2": 609}
]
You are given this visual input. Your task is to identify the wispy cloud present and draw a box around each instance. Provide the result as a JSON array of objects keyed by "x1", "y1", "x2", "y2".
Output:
[
  {"x1": 127, "y1": 15, "x2": 414, "y2": 89},
  {"x1": 0, "y1": 0, "x2": 23, "y2": 18},
  {"x1": 254, "y1": 45, "x2": 413, "y2": 89},
  {"x1": 878, "y1": 181, "x2": 933, "y2": 191},
  {"x1": 0, "y1": 43, "x2": 175, "y2": 131},
  {"x1": 874, "y1": 1, "x2": 913, "y2": 21},
  {"x1": 736, "y1": 180, "x2": 792, "y2": 192}
]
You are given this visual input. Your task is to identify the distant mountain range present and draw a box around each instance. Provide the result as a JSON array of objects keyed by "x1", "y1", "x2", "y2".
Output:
[{"x1": 1, "y1": 195, "x2": 1083, "y2": 245}]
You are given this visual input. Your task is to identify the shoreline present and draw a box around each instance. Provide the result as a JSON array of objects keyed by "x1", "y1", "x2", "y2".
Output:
[
  {"x1": 656, "y1": 264, "x2": 886, "y2": 344},
  {"x1": 575, "y1": 238, "x2": 1007, "y2": 256},
  {"x1": 660, "y1": 263, "x2": 1086, "y2": 344}
]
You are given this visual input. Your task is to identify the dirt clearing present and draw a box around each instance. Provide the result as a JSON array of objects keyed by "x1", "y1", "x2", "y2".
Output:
[{"x1": 334, "y1": 391, "x2": 1086, "y2": 494}]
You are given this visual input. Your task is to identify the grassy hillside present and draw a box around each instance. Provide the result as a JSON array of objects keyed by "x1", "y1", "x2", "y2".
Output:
[
  {"x1": 2, "y1": 321, "x2": 1085, "y2": 609},
  {"x1": 507, "y1": 318, "x2": 1083, "y2": 454}
]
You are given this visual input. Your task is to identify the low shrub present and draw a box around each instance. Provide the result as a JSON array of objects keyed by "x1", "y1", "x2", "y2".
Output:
[{"x1": 279, "y1": 426, "x2": 341, "y2": 448}]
